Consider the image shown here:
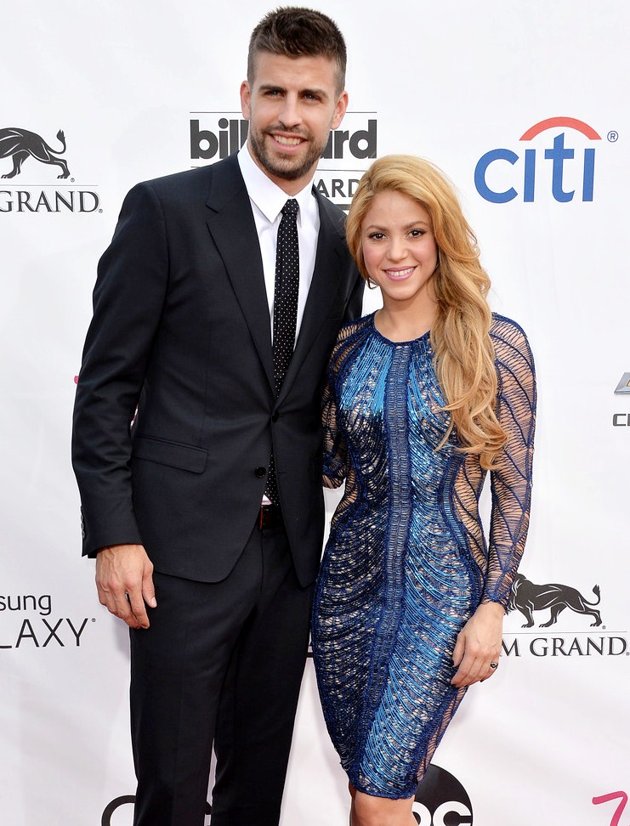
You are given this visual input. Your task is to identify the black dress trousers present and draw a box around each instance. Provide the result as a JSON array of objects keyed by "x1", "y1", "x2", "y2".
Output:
[{"x1": 130, "y1": 520, "x2": 313, "y2": 826}]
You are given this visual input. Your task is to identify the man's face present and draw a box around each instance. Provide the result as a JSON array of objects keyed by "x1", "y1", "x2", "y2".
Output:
[{"x1": 240, "y1": 51, "x2": 348, "y2": 194}]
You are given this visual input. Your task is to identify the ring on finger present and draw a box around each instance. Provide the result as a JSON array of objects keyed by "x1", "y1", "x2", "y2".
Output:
[{"x1": 489, "y1": 661, "x2": 498, "y2": 670}]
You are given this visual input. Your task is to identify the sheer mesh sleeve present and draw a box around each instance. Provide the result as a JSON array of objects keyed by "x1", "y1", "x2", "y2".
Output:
[
  {"x1": 322, "y1": 366, "x2": 348, "y2": 489},
  {"x1": 321, "y1": 321, "x2": 364, "y2": 489},
  {"x1": 483, "y1": 317, "x2": 537, "y2": 607}
]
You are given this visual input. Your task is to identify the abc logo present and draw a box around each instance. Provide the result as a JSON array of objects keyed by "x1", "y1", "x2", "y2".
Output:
[
  {"x1": 102, "y1": 796, "x2": 211, "y2": 824},
  {"x1": 102, "y1": 767, "x2": 471, "y2": 824},
  {"x1": 413, "y1": 765, "x2": 473, "y2": 826}
]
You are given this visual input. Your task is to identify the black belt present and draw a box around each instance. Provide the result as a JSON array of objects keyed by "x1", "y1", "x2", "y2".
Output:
[{"x1": 258, "y1": 504, "x2": 283, "y2": 530}]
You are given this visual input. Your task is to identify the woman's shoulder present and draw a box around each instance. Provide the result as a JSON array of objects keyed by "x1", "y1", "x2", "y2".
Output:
[
  {"x1": 335, "y1": 312, "x2": 375, "y2": 347},
  {"x1": 490, "y1": 313, "x2": 535, "y2": 370},
  {"x1": 328, "y1": 313, "x2": 374, "y2": 370},
  {"x1": 490, "y1": 312, "x2": 528, "y2": 338}
]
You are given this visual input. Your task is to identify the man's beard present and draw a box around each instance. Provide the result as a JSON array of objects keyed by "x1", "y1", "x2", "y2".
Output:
[{"x1": 248, "y1": 126, "x2": 326, "y2": 182}]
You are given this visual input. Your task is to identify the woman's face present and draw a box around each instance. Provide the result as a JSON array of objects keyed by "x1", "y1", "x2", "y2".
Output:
[{"x1": 360, "y1": 190, "x2": 438, "y2": 308}]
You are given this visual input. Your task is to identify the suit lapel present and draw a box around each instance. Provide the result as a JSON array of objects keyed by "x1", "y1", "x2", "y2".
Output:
[
  {"x1": 205, "y1": 156, "x2": 275, "y2": 391},
  {"x1": 277, "y1": 192, "x2": 346, "y2": 404}
]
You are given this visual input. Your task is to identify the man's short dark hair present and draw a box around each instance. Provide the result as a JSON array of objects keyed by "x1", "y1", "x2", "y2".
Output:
[{"x1": 248, "y1": 7, "x2": 347, "y2": 92}]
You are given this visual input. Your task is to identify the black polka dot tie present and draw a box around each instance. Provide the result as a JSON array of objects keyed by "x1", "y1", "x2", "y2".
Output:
[
  {"x1": 265, "y1": 198, "x2": 300, "y2": 505},
  {"x1": 272, "y1": 198, "x2": 300, "y2": 392}
]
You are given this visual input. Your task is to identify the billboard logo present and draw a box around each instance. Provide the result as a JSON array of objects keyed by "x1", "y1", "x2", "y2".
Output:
[
  {"x1": 190, "y1": 111, "x2": 377, "y2": 210},
  {"x1": 0, "y1": 127, "x2": 70, "y2": 179},
  {"x1": 191, "y1": 117, "x2": 249, "y2": 160},
  {"x1": 475, "y1": 116, "x2": 603, "y2": 203},
  {"x1": 190, "y1": 113, "x2": 376, "y2": 162}
]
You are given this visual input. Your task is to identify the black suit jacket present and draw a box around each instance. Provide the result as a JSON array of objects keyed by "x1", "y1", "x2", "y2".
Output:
[{"x1": 72, "y1": 154, "x2": 363, "y2": 587}]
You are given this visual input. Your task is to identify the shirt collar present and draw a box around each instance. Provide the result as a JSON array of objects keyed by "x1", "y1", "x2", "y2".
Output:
[{"x1": 238, "y1": 143, "x2": 318, "y2": 225}]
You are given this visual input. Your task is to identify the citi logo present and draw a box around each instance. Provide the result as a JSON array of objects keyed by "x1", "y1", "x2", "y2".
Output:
[
  {"x1": 190, "y1": 113, "x2": 377, "y2": 161},
  {"x1": 474, "y1": 116, "x2": 607, "y2": 203}
]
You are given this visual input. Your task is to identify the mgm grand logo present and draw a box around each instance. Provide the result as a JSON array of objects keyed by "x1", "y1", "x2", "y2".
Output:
[
  {"x1": 502, "y1": 573, "x2": 627, "y2": 657},
  {"x1": 0, "y1": 126, "x2": 100, "y2": 213}
]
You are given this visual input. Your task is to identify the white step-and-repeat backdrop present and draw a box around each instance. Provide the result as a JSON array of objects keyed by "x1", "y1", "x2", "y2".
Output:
[{"x1": 1, "y1": 1, "x2": 628, "y2": 824}]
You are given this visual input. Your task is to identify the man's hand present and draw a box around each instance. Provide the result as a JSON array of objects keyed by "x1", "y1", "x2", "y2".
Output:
[
  {"x1": 95, "y1": 544, "x2": 157, "y2": 629},
  {"x1": 451, "y1": 601, "x2": 505, "y2": 688}
]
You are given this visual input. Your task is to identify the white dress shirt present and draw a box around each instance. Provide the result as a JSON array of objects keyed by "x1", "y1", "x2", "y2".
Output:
[
  {"x1": 238, "y1": 144, "x2": 320, "y2": 345},
  {"x1": 238, "y1": 145, "x2": 321, "y2": 506}
]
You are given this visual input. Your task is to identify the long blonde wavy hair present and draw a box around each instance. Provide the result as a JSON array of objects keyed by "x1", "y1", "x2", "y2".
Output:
[{"x1": 346, "y1": 154, "x2": 507, "y2": 469}]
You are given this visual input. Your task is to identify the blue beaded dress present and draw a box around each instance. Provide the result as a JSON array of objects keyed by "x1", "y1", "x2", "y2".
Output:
[{"x1": 311, "y1": 312, "x2": 536, "y2": 799}]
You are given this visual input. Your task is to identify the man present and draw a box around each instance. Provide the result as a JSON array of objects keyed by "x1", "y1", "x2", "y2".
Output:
[{"x1": 71, "y1": 7, "x2": 363, "y2": 826}]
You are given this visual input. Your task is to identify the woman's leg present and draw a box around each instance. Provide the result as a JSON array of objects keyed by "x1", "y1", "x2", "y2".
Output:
[{"x1": 350, "y1": 789, "x2": 416, "y2": 826}]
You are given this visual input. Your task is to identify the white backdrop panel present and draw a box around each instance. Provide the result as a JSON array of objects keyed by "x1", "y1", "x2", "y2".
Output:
[{"x1": 1, "y1": 1, "x2": 628, "y2": 825}]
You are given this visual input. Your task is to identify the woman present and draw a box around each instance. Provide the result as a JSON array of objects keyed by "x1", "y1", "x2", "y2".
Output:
[{"x1": 311, "y1": 155, "x2": 536, "y2": 826}]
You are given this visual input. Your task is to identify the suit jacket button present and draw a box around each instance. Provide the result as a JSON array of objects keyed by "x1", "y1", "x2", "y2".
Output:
[
  {"x1": 271, "y1": 412, "x2": 279, "y2": 422},
  {"x1": 254, "y1": 466, "x2": 267, "y2": 478}
]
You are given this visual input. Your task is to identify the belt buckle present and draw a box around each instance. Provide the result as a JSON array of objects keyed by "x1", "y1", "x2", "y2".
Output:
[{"x1": 258, "y1": 504, "x2": 277, "y2": 530}]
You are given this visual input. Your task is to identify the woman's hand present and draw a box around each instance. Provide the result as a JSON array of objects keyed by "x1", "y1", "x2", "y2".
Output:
[{"x1": 451, "y1": 601, "x2": 505, "y2": 688}]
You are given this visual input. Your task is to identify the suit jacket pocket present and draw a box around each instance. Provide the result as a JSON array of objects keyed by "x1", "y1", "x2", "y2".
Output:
[{"x1": 131, "y1": 435, "x2": 207, "y2": 473}]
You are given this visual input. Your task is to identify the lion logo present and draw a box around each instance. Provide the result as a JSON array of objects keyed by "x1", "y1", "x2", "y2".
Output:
[
  {"x1": 509, "y1": 573, "x2": 602, "y2": 628},
  {"x1": 0, "y1": 127, "x2": 70, "y2": 179}
]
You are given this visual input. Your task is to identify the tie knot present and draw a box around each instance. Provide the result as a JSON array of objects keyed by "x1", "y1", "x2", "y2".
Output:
[{"x1": 282, "y1": 198, "x2": 299, "y2": 218}]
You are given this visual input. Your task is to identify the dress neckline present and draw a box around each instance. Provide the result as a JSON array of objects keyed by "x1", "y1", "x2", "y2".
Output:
[{"x1": 369, "y1": 312, "x2": 431, "y2": 346}]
